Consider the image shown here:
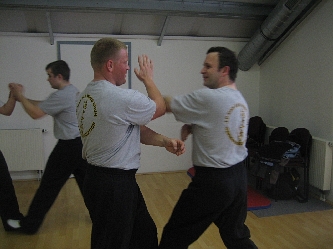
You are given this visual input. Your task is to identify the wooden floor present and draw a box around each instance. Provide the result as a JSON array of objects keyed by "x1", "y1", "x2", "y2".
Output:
[{"x1": 1, "y1": 171, "x2": 333, "y2": 249}]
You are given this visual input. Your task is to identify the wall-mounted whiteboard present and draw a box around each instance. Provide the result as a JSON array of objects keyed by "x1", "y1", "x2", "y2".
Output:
[{"x1": 57, "y1": 41, "x2": 132, "y2": 92}]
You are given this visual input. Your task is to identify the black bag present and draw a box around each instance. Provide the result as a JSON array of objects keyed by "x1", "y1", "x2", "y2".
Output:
[{"x1": 266, "y1": 168, "x2": 300, "y2": 200}]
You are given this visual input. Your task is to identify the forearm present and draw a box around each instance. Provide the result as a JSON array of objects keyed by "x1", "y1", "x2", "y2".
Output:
[
  {"x1": 0, "y1": 94, "x2": 16, "y2": 116},
  {"x1": 19, "y1": 97, "x2": 45, "y2": 119},
  {"x1": 144, "y1": 80, "x2": 166, "y2": 120},
  {"x1": 181, "y1": 124, "x2": 192, "y2": 141},
  {"x1": 140, "y1": 125, "x2": 167, "y2": 147},
  {"x1": 134, "y1": 55, "x2": 166, "y2": 119},
  {"x1": 140, "y1": 125, "x2": 186, "y2": 156},
  {"x1": 164, "y1": 96, "x2": 173, "y2": 113},
  {"x1": 27, "y1": 99, "x2": 42, "y2": 106}
]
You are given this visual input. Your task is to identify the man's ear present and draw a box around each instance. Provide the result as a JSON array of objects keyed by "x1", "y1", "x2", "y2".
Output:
[
  {"x1": 56, "y1": 74, "x2": 64, "y2": 80},
  {"x1": 106, "y1": 59, "x2": 113, "y2": 72},
  {"x1": 221, "y1": 66, "x2": 230, "y2": 76}
]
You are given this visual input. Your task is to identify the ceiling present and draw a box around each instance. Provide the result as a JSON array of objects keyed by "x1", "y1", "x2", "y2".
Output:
[
  {"x1": 0, "y1": 0, "x2": 279, "y2": 43},
  {"x1": 0, "y1": 0, "x2": 321, "y2": 70}
]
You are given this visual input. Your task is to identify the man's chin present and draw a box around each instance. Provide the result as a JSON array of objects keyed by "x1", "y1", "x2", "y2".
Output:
[{"x1": 116, "y1": 81, "x2": 127, "y2": 87}]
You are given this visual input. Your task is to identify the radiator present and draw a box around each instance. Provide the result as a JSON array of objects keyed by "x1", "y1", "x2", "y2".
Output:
[
  {"x1": 309, "y1": 137, "x2": 333, "y2": 191},
  {"x1": 0, "y1": 129, "x2": 44, "y2": 172}
]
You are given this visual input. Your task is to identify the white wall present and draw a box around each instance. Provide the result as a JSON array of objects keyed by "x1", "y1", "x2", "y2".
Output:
[
  {"x1": 0, "y1": 34, "x2": 260, "y2": 175},
  {"x1": 259, "y1": 0, "x2": 333, "y2": 201}
]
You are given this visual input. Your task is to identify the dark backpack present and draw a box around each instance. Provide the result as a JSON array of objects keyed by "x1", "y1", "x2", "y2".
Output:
[{"x1": 266, "y1": 168, "x2": 300, "y2": 200}]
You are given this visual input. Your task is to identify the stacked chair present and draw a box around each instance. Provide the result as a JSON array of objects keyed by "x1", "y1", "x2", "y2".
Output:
[
  {"x1": 245, "y1": 116, "x2": 266, "y2": 168},
  {"x1": 255, "y1": 127, "x2": 312, "y2": 202},
  {"x1": 252, "y1": 127, "x2": 290, "y2": 190}
]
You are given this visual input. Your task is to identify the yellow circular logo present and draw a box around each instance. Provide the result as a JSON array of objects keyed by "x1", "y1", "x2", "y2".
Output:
[
  {"x1": 224, "y1": 103, "x2": 248, "y2": 145},
  {"x1": 77, "y1": 94, "x2": 97, "y2": 138}
]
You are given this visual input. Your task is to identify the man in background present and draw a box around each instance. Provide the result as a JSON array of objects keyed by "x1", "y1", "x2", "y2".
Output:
[
  {"x1": 7, "y1": 60, "x2": 88, "y2": 234},
  {"x1": 159, "y1": 47, "x2": 258, "y2": 249},
  {"x1": 0, "y1": 90, "x2": 24, "y2": 231}
]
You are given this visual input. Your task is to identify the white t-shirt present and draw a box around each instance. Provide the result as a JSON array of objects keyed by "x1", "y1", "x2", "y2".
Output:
[
  {"x1": 171, "y1": 87, "x2": 249, "y2": 168},
  {"x1": 76, "y1": 80, "x2": 156, "y2": 170},
  {"x1": 39, "y1": 84, "x2": 80, "y2": 140}
]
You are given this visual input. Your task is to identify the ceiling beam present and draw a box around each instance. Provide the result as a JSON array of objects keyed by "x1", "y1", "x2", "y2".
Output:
[
  {"x1": 45, "y1": 11, "x2": 54, "y2": 45},
  {"x1": 0, "y1": 0, "x2": 274, "y2": 20},
  {"x1": 157, "y1": 16, "x2": 171, "y2": 46}
]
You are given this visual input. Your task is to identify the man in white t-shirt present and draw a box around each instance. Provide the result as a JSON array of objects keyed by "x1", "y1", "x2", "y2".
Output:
[
  {"x1": 7, "y1": 60, "x2": 89, "y2": 234},
  {"x1": 159, "y1": 47, "x2": 258, "y2": 249},
  {"x1": 76, "y1": 37, "x2": 185, "y2": 249}
]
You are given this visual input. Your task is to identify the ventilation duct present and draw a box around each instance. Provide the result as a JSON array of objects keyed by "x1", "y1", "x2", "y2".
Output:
[{"x1": 238, "y1": 0, "x2": 319, "y2": 71}]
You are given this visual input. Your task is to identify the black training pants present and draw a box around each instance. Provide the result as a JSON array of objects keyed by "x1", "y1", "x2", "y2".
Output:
[
  {"x1": 159, "y1": 162, "x2": 258, "y2": 249},
  {"x1": 0, "y1": 150, "x2": 24, "y2": 231},
  {"x1": 83, "y1": 165, "x2": 158, "y2": 249},
  {"x1": 20, "y1": 137, "x2": 88, "y2": 234}
]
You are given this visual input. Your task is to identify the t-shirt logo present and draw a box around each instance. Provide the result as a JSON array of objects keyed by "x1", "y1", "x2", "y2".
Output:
[
  {"x1": 77, "y1": 94, "x2": 97, "y2": 138},
  {"x1": 224, "y1": 103, "x2": 247, "y2": 146}
]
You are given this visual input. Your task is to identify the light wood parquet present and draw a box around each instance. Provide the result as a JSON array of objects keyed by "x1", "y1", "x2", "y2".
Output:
[{"x1": 1, "y1": 171, "x2": 333, "y2": 249}]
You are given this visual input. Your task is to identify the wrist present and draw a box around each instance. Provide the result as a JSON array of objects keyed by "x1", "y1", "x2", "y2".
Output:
[
  {"x1": 162, "y1": 137, "x2": 169, "y2": 148},
  {"x1": 144, "y1": 78, "x2": 155, "y2": 86}
]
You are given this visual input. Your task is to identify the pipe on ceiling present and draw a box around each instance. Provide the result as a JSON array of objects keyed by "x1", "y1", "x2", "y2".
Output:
[{"x1": 237, "y1": 0, "x2": 319, "y2": 71}]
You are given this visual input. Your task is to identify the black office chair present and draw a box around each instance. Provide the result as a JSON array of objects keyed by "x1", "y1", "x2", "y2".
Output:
[
  {"x1": 254, "y1": 127, "x2": 290, "y2": 190},
  {"x1": 246, "y1": 116, "x2": 266, "y2": 168},
  {"x1": 256, "y1": 127, "x2": 312, "y2": 202},
  {"x1": 283, "y1": 128, "x2": 312, "y2": 202},
  {"x1": 268, "y1": 127, "x2": 289, "y2": 143}
]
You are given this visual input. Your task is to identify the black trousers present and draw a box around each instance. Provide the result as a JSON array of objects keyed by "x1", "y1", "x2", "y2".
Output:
[
  {"x1": 159, "y1": 162, "x2": 258, "y2": 249},
  {"x1": 83, "y1": 164, "x2": 158, "y2": 249},
  {"x1": 20, "y1": 137, "x2": 88, "y2": 234},
  {"x1": 0, "y1": 150, "x2": 24, "y2": 231}
]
